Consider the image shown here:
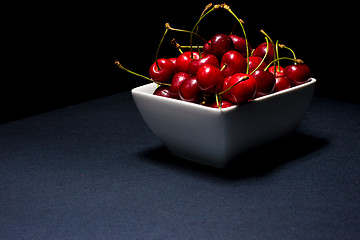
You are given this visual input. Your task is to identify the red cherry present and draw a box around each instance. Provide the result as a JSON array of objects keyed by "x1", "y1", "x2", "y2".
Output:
[
  {"x1": 178, "y1": 77, "x2": 201, "y2": 103},
  {"x1": 149, "y1": 58, "x2": 175, "y2": 83},
  {"x1": 252, "y1": 42, "x2": 275, "y2": 64},
  {"x1": 187, "y1": 54, "x2": 219, "y2": 76},
  {"x1": 203, "y1": 41, "x2": 211, "y2": 56},
  {"x1": 267, "y1": 65, "x2": 284, "y2": 76},
  {"x1": 221, "y1": 73, "x2": 257, "y2": 104},
  {"x1": 196, "y1": 64, "x2": 224, "y2": 94},
  {"x1": 220, "y1": 50, "x2": 247, "y2": 77},
  {"x1": 153, "y1": 86, "x2": 172, "y2": 98},
  {"x1": 284, "y1": 64, "x2": 311, "y2": 86},
  {"x1": 220, "y1": 76, "x2": 232, "y2": 101},
  {"x1": 207, "y1": 100, "x2": 234, "y2": 109},
  {"x1": 274, "y1": 75, "x2": 292, "y2": 92},
  {"x1": 175, "y1": 51, "x2": 200, "y2": 73},
  {"x1": 251, "y1": 70, "x2": 275, "y2": 98},
  {"x1": 247, "y1": 56, "x2": 266, "y2": 74},
  {"x1": 229, "y1": 35, "x2": 252, "y2": 57},
  {"x1": 203, "y1": 34, "x2": 234, "y2": 58},
  {"x1": 169, "y1": 72, "x2": 189, "y2": 99},
  {"x1": 169, "y1": 57, "x2": 177, "y2": 66}
]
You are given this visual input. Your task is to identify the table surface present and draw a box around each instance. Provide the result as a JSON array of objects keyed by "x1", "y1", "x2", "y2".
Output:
[{"x1": 1, "y1": 92, "x2": 359, "y2": 240}]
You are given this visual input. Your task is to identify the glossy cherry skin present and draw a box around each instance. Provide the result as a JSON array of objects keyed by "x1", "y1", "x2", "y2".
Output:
[
  {"x1": 247, "y1": 56, "x2": 266, "y2": 74},
  {"x1": 169, "y1": 72, "x2": 189, "y2": 99},
  {"x1": 220, "y1": 50, "x2": 247, "y2": 77},
  {"x1": 268, "y1": 65, "x2": 284, "y2": 76},
  {"x1": 175, "y1": 51, "x2": 200, "y2": 73},
  {"x1": 219, "y1": 76, "x2": 232, "y2": 101},
  {"x1": 207, "y1": 100, "x2": 234, "y2": 109},
  {"x1": 149, "y1": 58, "x2": 175, "y2": 83},
  {"x1": 202, "y1": 41, "x2": 211, "y2": 55},
  {"x1": 169, "y1": 57, "x2": 177, "y2": 66},
  {"x1": 196, "y1": 64, "x2": 224, "y2": 94},
  {"x1": 153, "y1": 86, "x2": 172, "y2": 98},
  {"x1": 274, "y1": 75, "x2": 292, "y2": 92},
  {"x1": 267, "y1": 66, "x2": 291, "y2": 92},
  {"x1": 221, "y1": 73, "x2": 257, "y2": 104},
  {"x1": 187, "y1": 54, "x2": 219, "y2": 76},
  {"x1": 252, "y1": 42, "x2": 275, "y2": 64},
  {"x1": 179, "y1": 77, "x2": 201, "y2": 103},
  {"x1": 229, "y1": 35, "x2": 252, "y2": 57},
  {"x1": 284, "y1": 64, "x2": 311, "y2": 86},
  {"x1": 251, "y1": 70, "x2": 275, "y2": 98},
  {"x1": 203, "y1": 34, "x2": 234, "y2": 59}
]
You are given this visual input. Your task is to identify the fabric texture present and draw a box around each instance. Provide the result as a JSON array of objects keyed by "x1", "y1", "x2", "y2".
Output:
[{"x1": 0, "y1": 92, "x2": 359, "y2": 239}]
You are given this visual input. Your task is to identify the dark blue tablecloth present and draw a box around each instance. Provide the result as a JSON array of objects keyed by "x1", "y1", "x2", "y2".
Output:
[{"x1": 1, "y1": 92, "x2": 359, "y2": 239}]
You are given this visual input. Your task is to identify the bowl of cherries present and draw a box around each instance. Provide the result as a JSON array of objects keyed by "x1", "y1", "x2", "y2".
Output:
[{"x1": 116, "y1": 3, "x2": 316, "y2": 168}]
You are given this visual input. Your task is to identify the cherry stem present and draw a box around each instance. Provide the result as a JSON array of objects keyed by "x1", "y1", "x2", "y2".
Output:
[
  {"x1": 166, "y1": 23, "x2": 207, "y2": 44},
  {"x1": 171, "y1": 38, "x2": 203, "y2": 51},
  {"x1": 229, "y1": 22, "x2": 237, "y2": 35},
  {"x1": 220, "y1": 63, "x2": 227, "y2": 72},
  {"x1": 264, "y1": 57, "x2": 304, "y2": 71},
  {"x1": 250, "y1": 37, "x2": 269, "y2": 75},
  {"x1": 215, "y1": 92, "x2": 221, "y2": 109},
  {"x1": 155, "y1": 26, "x2": 169, "y2": 70},
  {"x1": 250, "y1": 48, "x2": 255, "y2": 56},
  {"x1": 279, "y1": 44, "x2": 297, "y2": 64},
  {"x1": 190, "y1": 5, "x2": 217, "y2": 58},
  {"x1": 218, "y1": 76, "x2": 250, "y2": 95},
  {"x1": 180, "y1": 45, "x2": 203, "y2": 49},
  {"x1": 260, "y1": 29, "x2": 273, "y2": 43},
  {"x1": 222, "y1": 4, "x2": 249, "y2": 74},
  {"x1": 260, "y1": 29, "x2": 277, "y2": 70},
  {"x1": 114, "y1": 60, "x2": 171, "y2": 86},
  {"x1": 200, "y1": 3, "x2": 213, "y2": 19},
  {"x1": 171, "y1": 38, "x2": 183, "y2": 54},
  {"x1": 196, "y1": 3, "x2": 212, "y2": 57},
  {"x1": 275, "y1": 40, "x2": 280, "y2": 73}
]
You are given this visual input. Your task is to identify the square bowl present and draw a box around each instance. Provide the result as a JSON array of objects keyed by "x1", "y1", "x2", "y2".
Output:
[{"x1": 132, "y1": 78, "x2": 316, "y2": 168}]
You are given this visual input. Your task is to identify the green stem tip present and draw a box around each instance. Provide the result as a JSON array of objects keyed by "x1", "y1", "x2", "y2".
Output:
[
  {"x1": 218, "y1": 76, "x2": 250, "y2": 95},
  {"x1": 264, "y1": 57, "x2": 304, "y2": 71},
  {"x1": 114, "y1": 60, "x2": 171, "y2": 86}
]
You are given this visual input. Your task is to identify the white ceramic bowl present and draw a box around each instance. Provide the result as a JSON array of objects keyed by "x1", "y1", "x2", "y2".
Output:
[{"x1": 132, "y1": 78, "x2": 316, "y2": 168}]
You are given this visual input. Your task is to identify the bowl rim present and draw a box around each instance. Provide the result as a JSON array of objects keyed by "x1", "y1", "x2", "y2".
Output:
[{"x1": 132, "y1": 78, "x2": 316, "y2": 113}]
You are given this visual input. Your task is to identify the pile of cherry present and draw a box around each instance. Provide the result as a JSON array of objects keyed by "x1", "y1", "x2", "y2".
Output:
[{"x1": 116, "y1": 3, "x2": 311, "y2": 108}]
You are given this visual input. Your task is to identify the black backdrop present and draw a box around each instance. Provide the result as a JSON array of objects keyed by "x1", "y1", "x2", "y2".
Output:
[{"x1": 2, "y1": 1, "x2": 357, "y2": 123}]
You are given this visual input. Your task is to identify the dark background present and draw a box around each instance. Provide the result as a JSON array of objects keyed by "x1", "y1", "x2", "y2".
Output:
[{"x1": 2, "y1": 1, "x2": 357, "y2": 123}]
